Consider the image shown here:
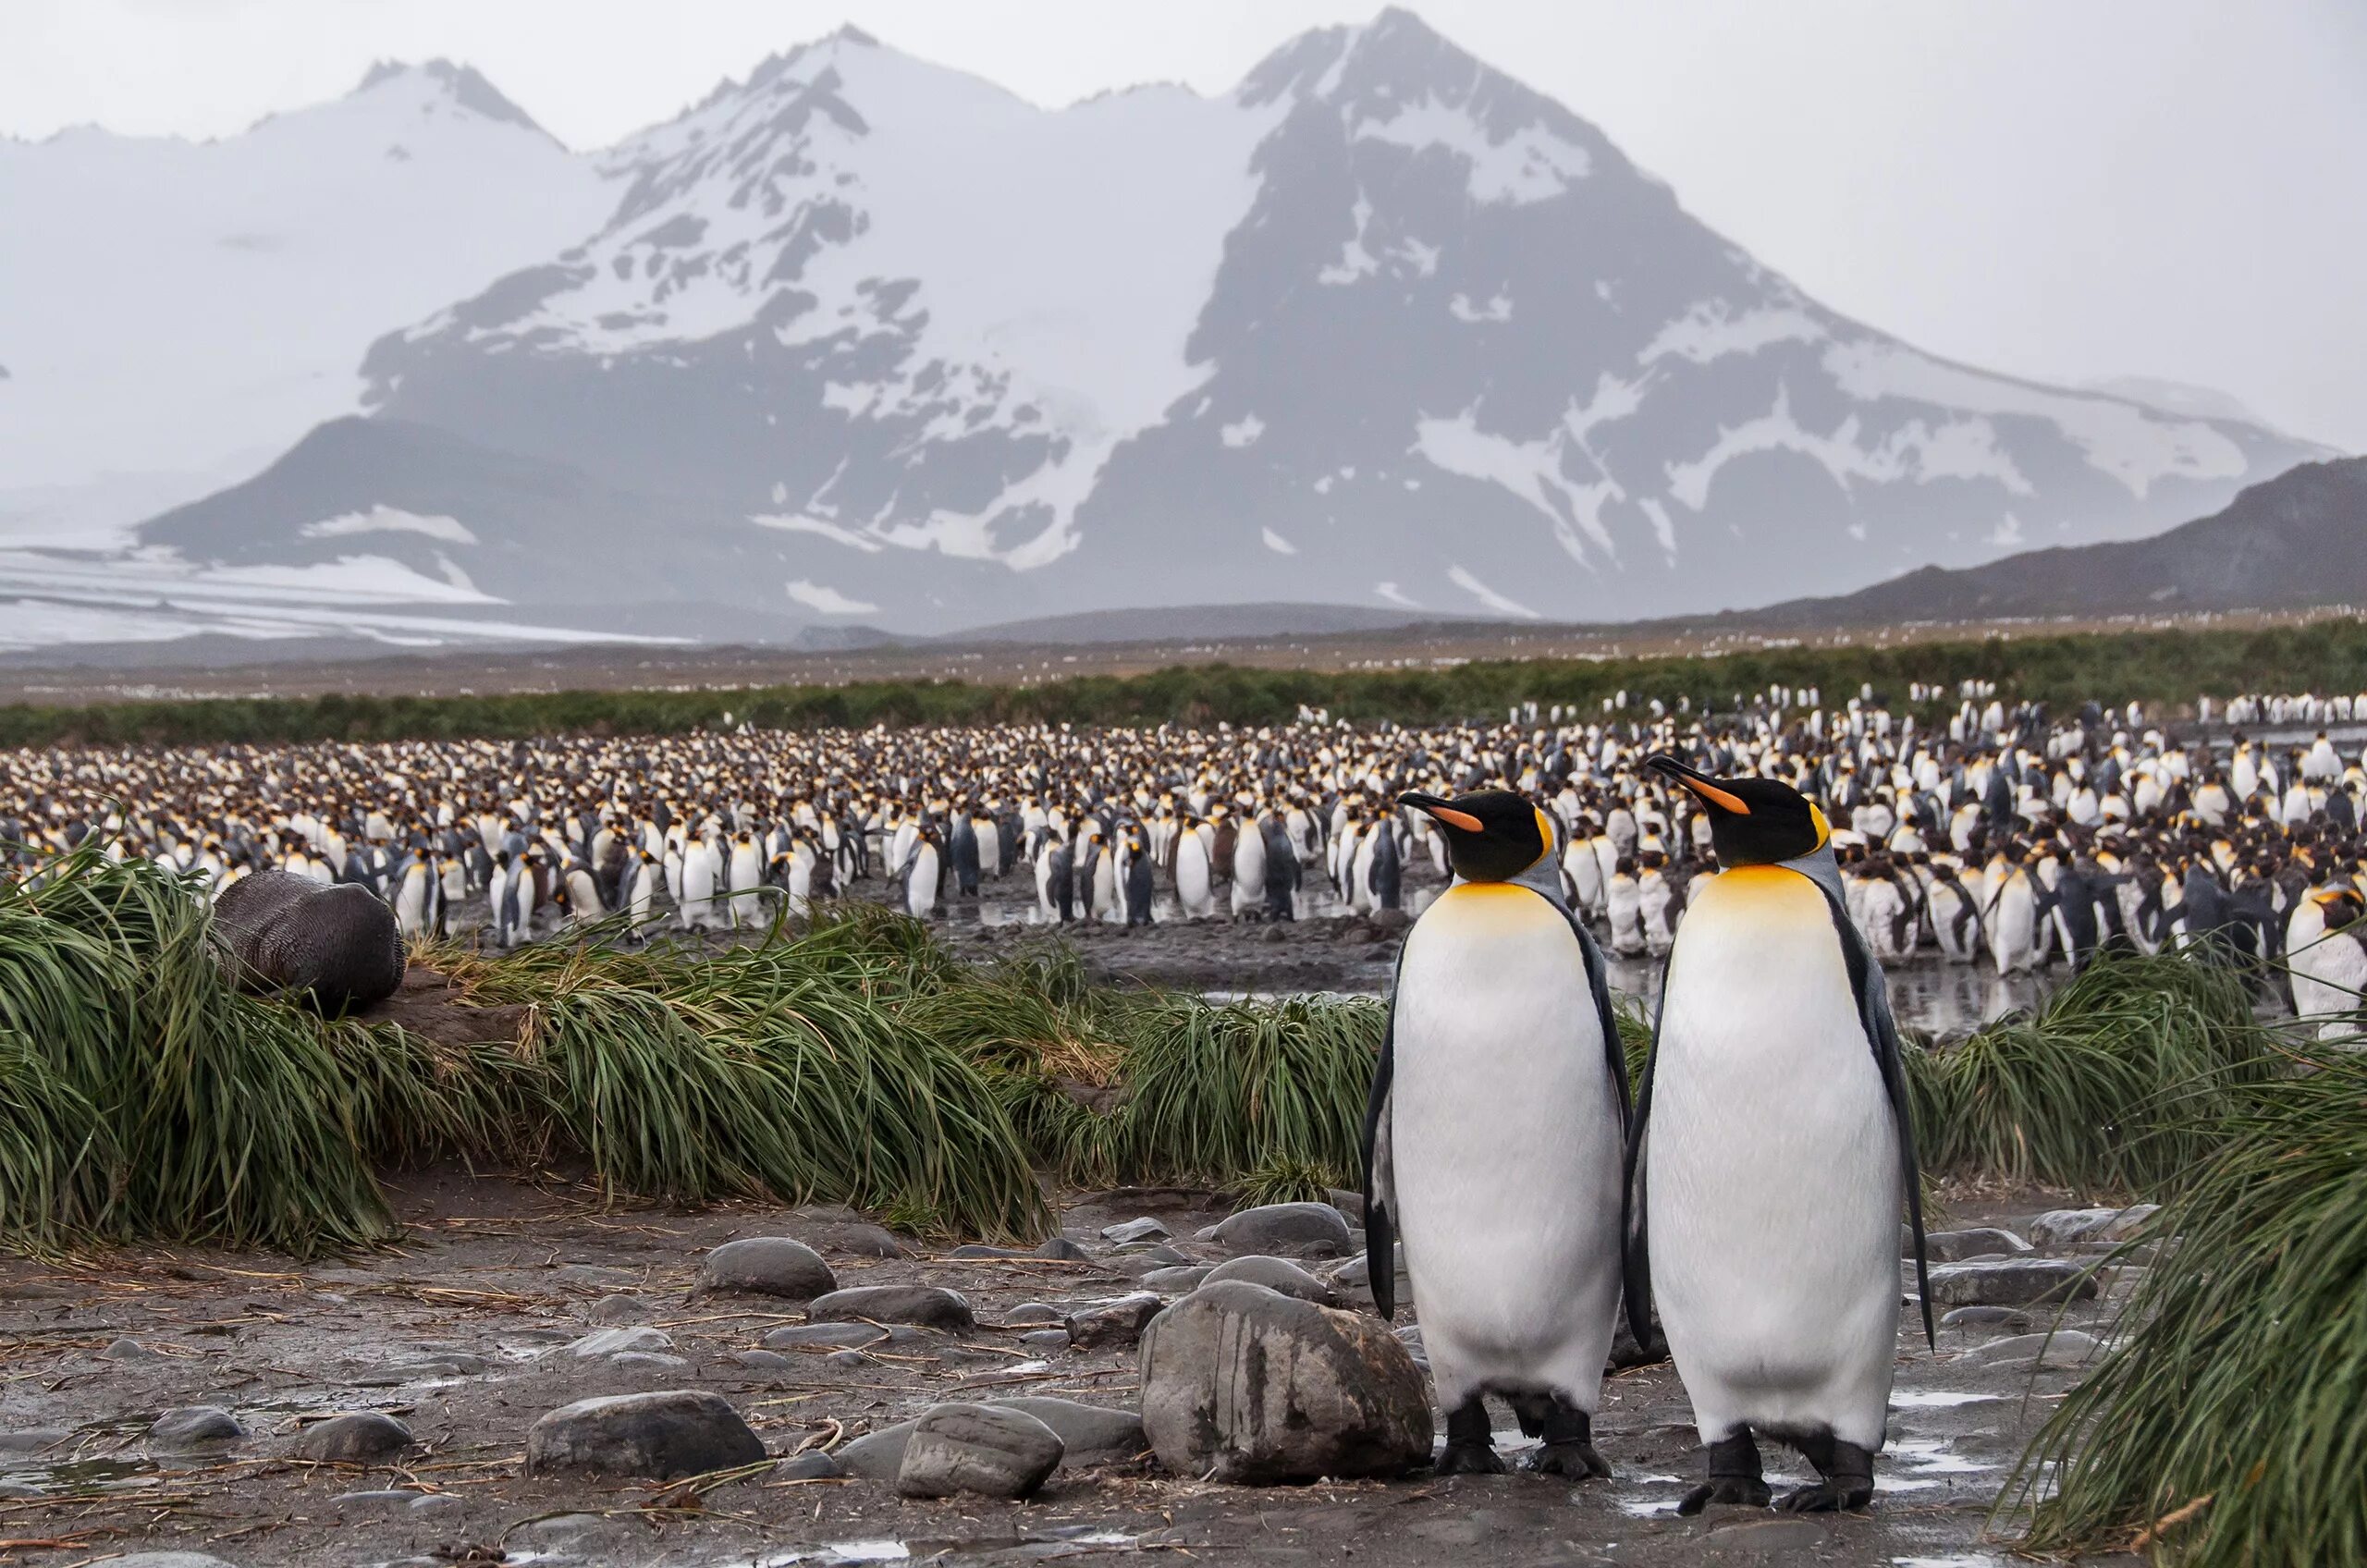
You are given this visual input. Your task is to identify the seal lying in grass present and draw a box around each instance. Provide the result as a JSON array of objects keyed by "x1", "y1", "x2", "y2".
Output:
[{"x1": 213, "y1": 869, "x2": 404, "y2": 1012}]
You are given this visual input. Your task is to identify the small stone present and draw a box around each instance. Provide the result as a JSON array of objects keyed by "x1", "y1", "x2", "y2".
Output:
[
  {"x1": 2097, "y1": 1204, "x2": 2163, "y2": 1242},
  {"x1": 586, "y1": 1293, "x2": 653, "y2": 1326},
  {"x1": 701, "y1": 1237, "x2": 838, "y2": 1301},
  {"x1": 567, "y1": 1325, "x2": 673, "y2": 1358},
  {"x1": 2027, "y1": 1207, "x2": 2121, "y2": 1247},
  {"x1": 525, "y1": 1390, "x2": 767, "y2": 1480},
  {"x1": 1140, "y1": 1265, "x2": 1214, "y2": 1293},
  {"x1": 896, "y1": 1403, "x2": 1063, "y2": 1500},
  {"x1": 293, "y1": 1412, "x2": 416, "y2": 1463},
  {"x1": 774, "y1": 1450, "x2": 844, "y2": 1480},
  {"x1": 393, "y1": 1352, "x2": 490, "y2": 1378},
  {"x1": 1036, "y1": 1235, "x2": 1092, "y2": 1262},
  {"x1": 332, "y1": 1488, "x2": 422, "y2": 1513},
  {"x1": 102, "y1": 1337, "x2": 166, "y2": 1363},
  {"x1": 148, "y1": 1405, "x2": 246, "y2": 1452},
  {"x1": 735, "y1": 1349, "x2": 795, "y2": 1372},
  {"x1": 1204, "y1": 1255, "x2": 1340, "y2": 1306},
  {"x1": 1004, "y1": 1302, "x2": 1064, "y2": 1325},
  {"x1": 1963, "y1": 1329, "x2": 2103, "y2": 1369},
  {"x1": 1101, "y1": 1217, "x2": 1171, "y2": 1245},
  {"x1": 101, "y1": 1556, "x2": 243, "y2": 1568},
  {"x1": 553, "y1": 1263, "x2": 639, "y2": 1288},
  {"x1": 948, "y1": 1244, "x2": 1029, "y2": 1259},
  {"x1": 1020, "y1": 1329, "x2": 1071, "y2": 1354},
  {"x1": 1323, "y1": 1187, "x2": 1366, "y2": 1218},
  {"x1": 763, "y1": 1321, "x2": 886, "y2": 1351},
  {"x1": 0, "y1": 1429, "x2": 69, "y2": 1456},
  {"x1": 1133, "y1": 1243, "x2": 1193, "y2": 1265},
  {"x1": 824, "y1": 1349, "x2": 866, "y2": 1368},
  {"x1": 1920, "y1": 1227, "x2": 2033, "y2": 1262},
  {"x1": 1926, "y1": 1258, "x2": 2102, "y2": 1307},
  {"x1": 835, "y1": 1419, "x2": 919, "y2": 1479},
  {"x1": 788, "y1": 1218, "x2": 912, "y2": 1258},
  {"x1": 610, "y1": 1351, "x2": 691, "y2": 1370},
  {"x1": 1942, "y1": 1305, "x2": 2034, "y2": 1335},
  {"x1": 1262, "y1": 924, "x2": 1289, "y2": 944},
  {"x1": 1139, "y1": 1280, "x2": 1430, "y2": 1484},
  {"x1": 986, "y1": 1397, "x2": 1147, "y2": 1466},
  {"x1": 1208, "y1": 1202, "x2": 1354, "y2": 1258},
  {"x1": 807, "y1": 1284, "x2": 976, "y2": 1333},
  {"x1": 1063, "y1": 1292, "x2": 1163, "y2": 1351},
  {"x1": 408, "y1": 1492, "x2": 465, "y2": 1518}
]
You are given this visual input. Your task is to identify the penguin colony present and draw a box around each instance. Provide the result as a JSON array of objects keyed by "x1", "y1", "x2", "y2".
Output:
[{"x1": 6, "y1": 684, "x2": 2364, "y2": 1035}]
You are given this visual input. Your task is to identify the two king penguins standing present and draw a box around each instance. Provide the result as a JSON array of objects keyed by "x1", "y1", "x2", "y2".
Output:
[{"x1": 1367, "y1": 754, "x2": 1932, "y2": 1513}]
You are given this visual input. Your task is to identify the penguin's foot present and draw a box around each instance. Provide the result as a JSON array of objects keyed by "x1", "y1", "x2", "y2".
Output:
[
  {"x1": 1435, "y1": 1397, "x2": 1505, "y2": 1476},
  {"x1": 1778, "y1": 1434, "x2": 1874, "y2": 1513},
  {"x1": 1676, "y1": 1429, "x2": 1769, "y2": 1515},
  {"x1": 1526, "y1": 1399, "x2": 1612, "y2": 1480},
  {"x1": 1435, "y1": 1441, "x2": 1509, "y2": 1476}
]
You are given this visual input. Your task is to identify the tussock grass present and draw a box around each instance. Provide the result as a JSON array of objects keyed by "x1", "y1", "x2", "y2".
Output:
[
  {"x1": 2013, "y1": 1042, "x2": 2367, "y2": 1568},
  {"x1": 1915, "y1": 946, "x2": 2275, "y2": 1197}
]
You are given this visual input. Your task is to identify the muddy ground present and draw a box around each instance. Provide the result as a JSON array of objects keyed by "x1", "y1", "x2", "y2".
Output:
[{"x1": 2, "y1": 1170, "x2": 2140, "y2": 1568}]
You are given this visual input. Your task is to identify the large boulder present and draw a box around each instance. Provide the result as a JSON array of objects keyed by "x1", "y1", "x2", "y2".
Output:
[
  {"x1": 1063, "y1": 1292, "x2": 1162, "y2": 1351},
  {"x1": 1926, "y1": 1257, "x2": 2102, "y2": 1307},
  {"x1": 147, "y1": 1406, "x2": 246, "y2": 1453},
  {"x1": 213, "y1": 870, "x2": 403, "y2": 1012},
  {"x1": 291, "y1": 1412, "x2": 415, "y2": 1464},
  {"x1": 1205, "y1": 1256, "x2": 1340, "y2": 1306},
  {"x1": 1139, "y1": 1280, "x2": 1430, "y2": 1484},
  {"x1": 1206, "y1": 1203, "x2": 1354, "y2": 1258},
  {"x1": 896, "y1": 1403, "x2": 1064, "y2": 1500},
  {"x1": 525, "y1": 1390, "x2": 766, "y2": 1480},
  {"x1": 985, "y1": 1398, "x2": 1147, "y2": 1467},
  {"x1": 701, "y1": 1238, "x2": 837, "y2": 1300},
  {"x1": 807, "y1": 1284, "x2": 975, "y2": 1332}
]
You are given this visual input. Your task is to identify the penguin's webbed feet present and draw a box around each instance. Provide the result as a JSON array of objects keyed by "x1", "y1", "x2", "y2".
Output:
[
  {"x1": 1525, "y1": 1399, "x2": 1612, "y2": 1481},
  {"x1": 1434, "y1": 1397, "x2": 1507, "y2": 1476},
  {"x1": 1777, "y1": 1434, "x2": 1874, "y2": 1513},
  {"x1": 1676, "y1": 1428, "x2": 1771, "y2": 1515}
]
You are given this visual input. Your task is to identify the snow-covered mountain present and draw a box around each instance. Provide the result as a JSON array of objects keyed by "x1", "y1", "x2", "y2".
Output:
[
  {"x1": 8, "y1": 10, "x2": 2338, "y2": 652},
  {"x1": 0, "y1": 60, "x2": 613, "y2": 547}
]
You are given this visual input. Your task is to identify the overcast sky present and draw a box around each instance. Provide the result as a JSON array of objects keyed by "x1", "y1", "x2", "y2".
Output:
[{"x1": 6, "y1": 0, "x2": 2362, "y2": 451}]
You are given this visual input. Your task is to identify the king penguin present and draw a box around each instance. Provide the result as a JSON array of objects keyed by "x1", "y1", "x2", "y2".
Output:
[
  {"x1": 1365, "y1": 788, "x2": 1639, "y2": 1477},
  {"x1": 1627, "y1": 754, "x2": 1933, "y2": 1514}
]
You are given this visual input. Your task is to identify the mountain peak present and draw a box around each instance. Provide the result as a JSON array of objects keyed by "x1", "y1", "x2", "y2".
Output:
[{"x1": 352, "y1": 58, "x2": 548, "y2": 137}]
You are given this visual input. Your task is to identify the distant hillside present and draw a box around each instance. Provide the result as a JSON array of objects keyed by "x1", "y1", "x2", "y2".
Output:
[
  {"x1": 952, "y1": 602, "x2": 1464, "y2": 645},
  {"x1": 1747, "y1": 456, "x2": 2367, "y2": 628}
]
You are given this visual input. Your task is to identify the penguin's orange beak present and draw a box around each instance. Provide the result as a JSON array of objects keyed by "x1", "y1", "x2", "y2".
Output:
[
  {"x1": 1646, "y1": 753, "x2": 1751, "y2": 815},
  {"x1": 1398, "y1": 792, "x2": 1482, "y2": 833}
]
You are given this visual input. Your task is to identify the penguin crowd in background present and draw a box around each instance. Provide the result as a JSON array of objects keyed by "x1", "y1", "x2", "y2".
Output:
[{"x1": 3, "y1": 685, "x2": 2364, "y2": 1034}]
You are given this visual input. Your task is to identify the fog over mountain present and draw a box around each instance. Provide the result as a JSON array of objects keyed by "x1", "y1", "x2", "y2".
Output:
[{"x1": 0, "y1": 10, "x2": 2335, "y2": 653}]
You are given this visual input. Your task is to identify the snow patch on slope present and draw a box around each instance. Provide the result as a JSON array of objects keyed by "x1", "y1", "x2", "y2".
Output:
[
  {"x1": 1642, "y1": 300, "x2": 1824, "y2": 365},
  {"x1": 300, "y1": 505, "x2": 477, "y2": 544},
  {"x1": 786, "y1": 579, "x2": 879, "y2": 615},
  {"x1": 1355, "y1": 97, "x2": 1590, "y2": 204},
  {"x1": 1663, "y1": 385, "x2": 2030, "y2": 510},
  {"x1": 1448, "y1": 564, "x2": 1539, "y2": 619}
]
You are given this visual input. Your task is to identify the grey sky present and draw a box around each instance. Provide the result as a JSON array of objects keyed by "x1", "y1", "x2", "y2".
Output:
[{"x1": 6, "y1": 0, "x2": 2361, "y2": 451}]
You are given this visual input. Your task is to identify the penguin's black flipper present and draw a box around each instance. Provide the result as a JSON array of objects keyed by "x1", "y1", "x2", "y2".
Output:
[
  {"x1": 1819, "y1": 889, "x2": 1937, "y2": 1350},
  {"x1": 1360, "y1": 955, "x2": 1404, "y2": 1322},
  {"x1": 1619, "y1": 948, "x2": 1676, "y2": 1350}
]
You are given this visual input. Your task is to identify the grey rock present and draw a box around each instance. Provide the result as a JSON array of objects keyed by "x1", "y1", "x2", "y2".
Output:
[
  {"x1": 610, "y1": 1351, "x2": 692, "y2": 1371},
  {"x1": 896, "y1": 1403, "x2": 1063, "y2": 1500},
  {"x1": 948, "y1": 1243, "x2": 1030, "y2": 1259},
  {"x1": 1036, "y1": 1236, "x2": 1092, "y2": 1262},
  {"x1": 1133, "y1": 1243, "x2": 1194, "y2": 1265},
  {"x1": 2027, "y1": 1207, "x2": 2122, "y2": 1247},
  {"x1": 734, "y1": 1349, "x2": 795, "y2": 1371},
  {"x1": 787, "y1": 1218, "x2": 911, "y2": 1258},
  {"x1": 2097, "y1": 1204, "x2": 2163, "y2": 1242},
  {"x1": 1064, "y1": 1292, "x2": 1162, "y2": 1351},
  {"x1": 1139, "y1": 1280, "x2": 1431, "y2": 1484},
  {"x1": 333, "y1": 1488, "x2": 423, "y2": 1512},
  {"x1": 293, "y1": 1412, "x2": 416, "y2": 1463},
  {"x1": 824, "y1": 1349, "x2": 867, "y2": 1368},
  {"x1": 807, "y1": 1284, "x2": 975, "y2": 1333},
  {"x1": 1101, "y1": 1217, "x2": 1171, "y2": 1245},
  {"x1": 0, "y1": 1429, "x2": 69, "y2": 1456},
  {"x1": 586, "y1": 1293, "x2": 653, "y2": 1326},
  {"x1": 101, "y1": 1337, "x2": 166, "y2": 1363},
  {"x1": 148, "y1": 1406, "x2": 246, "y2": 1452},
  {"x1": 213, "y1": 869, "x2": 404, "y2": 1011},
  {"x1": 1323, "y1": 1187, "x2": 1366, "y2": 1219},
  {"x1": 1209, "y1": 1202, "x2": 1354, "y2": 1258},
  {"x1": 1942, "y1": 1305, "x2": 2034, "y2": 1335},
  {"x1": 1003, "y1": 1302, "x2": 1064, "y2": 1325},
  {"x1": 1205, "y1": 1255, "x2": 1339, "y2": 1306},
  {"x1": 834, "y1": 1419, "x2": 918, "y2": 1480},
  {"x1": 567, "y1": 1326, "x2": 672, "y2": 1359},
  {"x1": 1019, "y1": 1329, "x2": 1072, "y2": 1354},
  {"x1": 525, "y1": 1390, "x2": 767, "y2": 1480},
  {"x1": 1139, "y1": 1265, "x2": 1214, "y2": 1293},
  {"x1": 408, "y1": 1492, "x2": 466, "y2": 1518},
  {"x1": 701, "y1": 1237, "x2": 838, "y2": 1300},
  {"x1": 1962, "y1": 1329, "x2": 2103, "y2": 1369},
  {"x1": 554, "y1": 1264, "x2": 639, "y2": 1288},
  {"x1": 986, "y1": 1397, "x2": 1147, "y2": 1466},
  {"x1": 102, "y1": 1556, "x2": 244, "y2": 1568},
  {"x1": 774, "y1": 1450, "x2": 843, "y2": 1481},
  {"x1": 763, "y1": 1321, "x2": 887, "y2": 1351},
  {"x1": 391, "y1": 1352, "x2": 490, "y2": 1377},
  {"x1": 1920, "y1": 1227, "x2": 2033, "y2": 1262},
  {"x1": 1927, "y1": 1258, "x2": 2102, "y2": 1307}
]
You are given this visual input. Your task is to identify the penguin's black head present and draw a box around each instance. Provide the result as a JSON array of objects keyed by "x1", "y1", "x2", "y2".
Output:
[
  {"x1": 1646, "y1": 753, "x2": 1828, "y2": 868},
  {"x1": 1396, "y1": 789, "x2": 1551, "y2": 882},
  {"x1": 2315, "y1": 886, "x2": 2364, "y2": 931}
]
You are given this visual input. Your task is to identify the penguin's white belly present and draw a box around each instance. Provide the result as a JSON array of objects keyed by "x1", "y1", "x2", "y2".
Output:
[
  {"x1": 1391, "y1": 886, "x2": 1622, "y2": 1411},
  {"x1": 1648, "y1": 866, "x2": 1899, "y2": 1451},
  {"x1": 1177, "y1": 841, "x2": 1213, "y2": 916},
  {"x1": 2288, "y1": 909, "x2": 2367, "y2": 1046},
  {"x1": 1231, "y1": 833, "x2": 1265, "y2": 913},
  {"x1": 1991, "y1": 880, "x2": 2035, "y2": 972}
]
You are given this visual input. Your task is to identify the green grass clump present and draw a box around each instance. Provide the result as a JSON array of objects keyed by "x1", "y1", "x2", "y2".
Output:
[
  {"x1": 2013, "y1": 1042, "x2": 2367, "y2": 1568},
  {"x1": 1916, "y1": 946, "x2": 2275, "y2": 1196}
]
